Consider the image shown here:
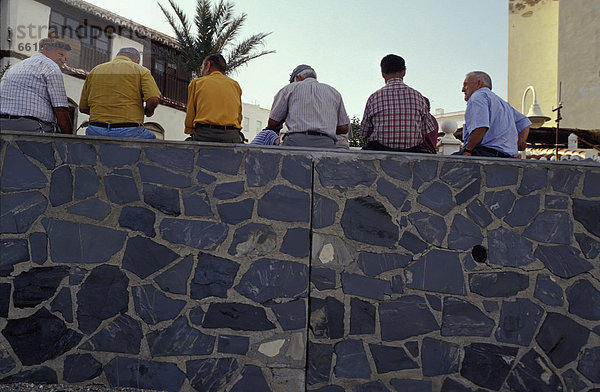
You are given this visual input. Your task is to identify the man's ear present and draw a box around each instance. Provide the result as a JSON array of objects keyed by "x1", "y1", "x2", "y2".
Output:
[{"x1": 401, "y1": 69, "x2": 406, "y2": 78}]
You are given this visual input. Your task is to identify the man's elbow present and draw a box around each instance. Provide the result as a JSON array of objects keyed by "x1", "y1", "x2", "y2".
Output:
[{"x1": 336, "y1": 124, "x2": 349, "y2": 135}]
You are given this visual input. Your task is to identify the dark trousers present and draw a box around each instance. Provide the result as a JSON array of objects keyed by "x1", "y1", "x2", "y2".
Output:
[
  {"x1": 192, "y1": 124, "x2": 243, "y2": 143},
  {"x1": 362, "y1": 140, "x2": 422, "y2": 153},
  {"x1": 453, "y1": 145, "x2": 513, "y2": 158}
]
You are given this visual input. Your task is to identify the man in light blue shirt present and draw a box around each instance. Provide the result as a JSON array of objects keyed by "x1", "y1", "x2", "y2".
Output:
[{"x1": 458, "y1": 71, "x2": 530, "y2": 158}]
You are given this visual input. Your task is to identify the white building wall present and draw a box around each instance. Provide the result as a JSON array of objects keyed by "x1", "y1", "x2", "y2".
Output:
[
  {"x1": 241, "y1": 103, "x2": 271, "y2": 142},
  {"x1": 1, "y1": 0, "x2": 50, "y2": 56},
  {"x1": 110, "y1": 35, "x2": 144, "y2": 66}
]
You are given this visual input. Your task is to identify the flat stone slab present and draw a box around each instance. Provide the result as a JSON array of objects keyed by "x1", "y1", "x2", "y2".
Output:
[
  {"x1": 405, "y1": 249, "x2": 466, "y2": 295},
  {"x1": 379, "y1": 296, "x2": 439, "y2": 341},
  {"x1": 536, "y1": 312, "x2": 590, "y2": 368},
  {"x1": 341, "y1": 197, "x2": 398, "y2": 247}
]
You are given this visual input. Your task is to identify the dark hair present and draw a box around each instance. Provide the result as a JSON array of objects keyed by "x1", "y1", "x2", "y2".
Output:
[
  {"x1": 204, "y1": 53, "x2": 227, "y2": 73},
  {"x1": 380, "y1": 54, "x2": 405, "y2": 75}
]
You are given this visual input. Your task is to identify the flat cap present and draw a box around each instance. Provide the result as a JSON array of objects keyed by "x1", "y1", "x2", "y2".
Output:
[{"x1": 289, "y1": 64, "x2": 313, "y2": 83}]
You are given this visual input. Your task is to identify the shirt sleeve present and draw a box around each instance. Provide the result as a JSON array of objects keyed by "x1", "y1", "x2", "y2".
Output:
[
  {"x1": 465, "y1": 92, "x2": 490, "y2": 133},
  {"x1": 79, "y1": 76, "x2": 90, "y2": 112},
  {"x1": 140, "y1": 69, "x2": 161, "y2": 101},
  {"x1": 269, "y1": 86, "x2": 289, "y2": 122},
  {"x1": 359, "y1": 97, "x2": 374, "y2": 138},
  {"x1": 337, "y1": 97, "x2": 350, "y2": 127},
  {"x1": 512, "y1": 106, "x2": 532, "y2": 132},
  {"x1": 184, "y1": 81, "x2": 196, "y2": 134},
  {"x1": 45, "y1": 67, "x2": 68, "y2": 108}
]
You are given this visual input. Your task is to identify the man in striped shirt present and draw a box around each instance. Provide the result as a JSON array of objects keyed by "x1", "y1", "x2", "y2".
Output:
[
  {"x1": 360, "y1": 54, "x2": 435, "y2": 152},
  {"x1": 267, "y1": 64, "x2": 350, "y2": 148}
]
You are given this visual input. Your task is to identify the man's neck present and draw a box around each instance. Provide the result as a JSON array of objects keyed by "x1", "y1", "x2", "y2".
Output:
[{"x1": 384, "y1": 73, "x2": 403, "y2": 83}]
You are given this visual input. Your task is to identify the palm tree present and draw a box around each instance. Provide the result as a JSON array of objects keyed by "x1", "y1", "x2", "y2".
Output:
[{"x1": 158, "y1": 0, "x2": 274, "y2": 76}]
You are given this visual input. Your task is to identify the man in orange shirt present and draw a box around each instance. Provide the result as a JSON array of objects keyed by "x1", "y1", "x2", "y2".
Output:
[{"x1": 185, "y1": 54, "x2": 243, "y2": 143}]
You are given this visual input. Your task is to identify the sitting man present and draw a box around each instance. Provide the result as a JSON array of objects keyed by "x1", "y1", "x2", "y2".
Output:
[
  {"x1": 185, "y1": 53, "x2": 243, "y2": 143},
  {"x1": 0, "y1": 38, "x2": 72, "y2": 134},
  {"x1": 79, "y1": 47, "x2": 160, "y2": 139},
  {"x1": 268, "y1": 64, "x2": 350, "y2": 148},
  {"x1": 458, "y1": 71, "x2": 531, "y2": 158}
]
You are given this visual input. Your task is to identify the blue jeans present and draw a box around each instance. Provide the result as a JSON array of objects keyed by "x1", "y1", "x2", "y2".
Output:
[{"x1": 86, "y1": 124, "x2": 156, "y2": 139}]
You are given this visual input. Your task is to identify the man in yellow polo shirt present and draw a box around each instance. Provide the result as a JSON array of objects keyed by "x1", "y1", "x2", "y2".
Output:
[
  {"x1": 185, "y1": 53, "x2": 243, "y2": 143},
  {"x1": 79, "y1": 47, "x2": 161, "y2": 139}
]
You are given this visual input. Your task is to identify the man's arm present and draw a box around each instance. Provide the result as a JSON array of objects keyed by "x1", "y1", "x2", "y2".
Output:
[
  {"x1": 184, "y1": 82, "x2": 196, "y2": 134},
  {"x1": 267, "y1": 118, "x2": 284, "y2": 134},
  {"x1": 518, "y1": 126, "x2": 530, "y2": 151},
  {"x1": 144, "y1": 97, "x2": 159, "y2": 117},
  {"x1": 462, "y1": 127, "x2": 488, "y2": 156},
  {"x1": 53, "y1": 107, "x2": 72, "y2": 134},
  {"x1": 336, "y1": 124, "x2": 349, "y2": 134}
]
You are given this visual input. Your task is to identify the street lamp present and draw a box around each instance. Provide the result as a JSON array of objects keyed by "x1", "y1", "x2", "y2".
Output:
[{"x1": 522, "y1": 85, "x2": 550, "y2": 128}]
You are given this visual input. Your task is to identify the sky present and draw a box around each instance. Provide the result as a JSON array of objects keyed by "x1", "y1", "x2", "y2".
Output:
[{"x1": 86, "y1": 0, "x2": 509, "y2": 119}]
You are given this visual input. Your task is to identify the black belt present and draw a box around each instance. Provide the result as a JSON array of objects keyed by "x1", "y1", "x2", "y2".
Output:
[
  {"x1": 195, "y1": 123, "x2": 240, "y2": 131},
  {"x1": 0, "y1": 114, "x2": 53, "y2": 124},
  {"x1": 284, "y1": 131, "x2": 336, "y2": 141},
  {"x1": 89, "y1": 121, "x2": 141, "y2": 128},
  {"x1": 475, "y1": 145, "x2": 512, "y2": 158}
]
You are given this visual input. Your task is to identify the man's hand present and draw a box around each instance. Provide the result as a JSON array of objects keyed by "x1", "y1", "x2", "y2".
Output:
[
  {"x1": 518, "y1": 126, "x2": 530, "y2": 151},
  {"x1": 144, "y1": 97, "x2": 159, "y2": 118},
  {"x1": 53, "y1": 107, "x2": 72, "y2": 134},
  {"x1": 336, "y1": 124, "x2": 349, "y2": 135}
]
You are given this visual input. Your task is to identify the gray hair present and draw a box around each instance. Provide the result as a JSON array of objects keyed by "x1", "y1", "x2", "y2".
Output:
[
  {"x1": 39, "y1": 38, "x2": 71, "y2": 51},
  {"x1": 297, "y1": 68, "x2": 317, "y2": 80},
  {"x1": 117, "y1": 47, "x2": 141, "y2": 60},
  {"x1": 467, "y1": 71, "x2": 492, "y2": 90}
]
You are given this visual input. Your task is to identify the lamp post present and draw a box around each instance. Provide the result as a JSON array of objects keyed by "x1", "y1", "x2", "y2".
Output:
[{"x1": 522, "y1": 86, "x2": 550, "y2": 129}]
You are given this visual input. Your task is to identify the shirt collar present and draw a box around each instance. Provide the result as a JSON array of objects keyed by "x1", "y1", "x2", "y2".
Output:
[
  {"x1": 113, "y1": 55, "x2": 134, "y2": 62},
  {"x1": 386, "y1": 77, "x2": 404, "y2": 84}
]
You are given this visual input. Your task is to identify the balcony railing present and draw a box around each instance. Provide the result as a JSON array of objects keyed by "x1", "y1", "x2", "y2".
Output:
[
  {"x1": 153, "y1": 71, "x2": 189, "y2": 104},
  {"x1": 80, "y1": 45, "x2": 110, "y2": 72}
]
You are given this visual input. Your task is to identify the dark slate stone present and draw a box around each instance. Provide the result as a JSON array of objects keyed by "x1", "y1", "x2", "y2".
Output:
[
  {"x1": 0, "y1": 283, "x2": 10, "y2": 318},
  {"x1": 186, "y1": 357, "x2": 239, "y2": 392},
  {"x1": 341, "y1": 196, "x2": 398, "y2": 246},
  {"x1": 217, "y1": 199, "x2": 252, "y2": 224},
  {"x1": 0, "y1": 238, "x2": 29, "y2": 276},
  {"x1": 399, "y1": 231, "x2": 428, "y2": 253},
  {"x1": 67, "y1": 198, "x2": 110, "y2": 220},
  {"x1": 485, "y1": 165, "x2": 519, "y2": 187},
  {"x1": 143, "y1": 183, "x2": 180, "y2": 215},
  {"x1": 578, "y1": 347, "x2": 600, "y2": 383},
  {"x1": 455, "y1": 179, "x2": 481, "y2": 205},
  {"x1": 417, "y1": 182, "x2": 455, "y2": 215},
  {"x1": 203, "y1": 303, "x2": 275, "y2": 331},
  {"x1": 448, "y1": 215, "x2": 483, "y2": 250},
  {"x1": 392, "y1": 275, "x2": 404, "y2": 293},
  {"x1": 390, "y1": 379, "x2": 432, "y2": 392},
  {"x1": 50, "y1": 165, "x2": 73, "y2": 206},
  {"x1": 104, "y1": 170, "x2": 139, "y2": 204},
  {"x1": 311, "y1": 297, "x2": 344, "y2": 339},
  {"x1": 405, "y1": 341, "x2": 419, "y2": 357},
  {"x1": 228, "y1": 223, "x2": 277, "y2": 257},
  {"x1": 369, "y1": 344, "x2": 418, "y2": 374},
  {"x1": 1, "y1": 191, "x2": 47, "y2": 234},
  {"x1": 408, "y1": 212, "x2": 446, "y2": 246},
  {"x1": 567, "y1": 280, "x2": 600, "y2": 320},
  {"x1": 74, "y1": 167, "x2": 100, "y2": 200},
  {"x1": 258, "y1": 185, "x2": 310, "y2": 222},
  {"x1": 197, "y1": 169, "x2": 217, "y2": 184},
  {"x1": 0, "y1": 367, "x2": 57, "y2": 385},
  {"x1": 534, "y1": 274, "x2": 564, "y2": 306},
  {"x1": 519, "y1": 167, "x2": 547, "y2": 195},
  {"x1": 483, "y1": 301, "x2": 499, "y2": 312},
  {"x1": 562, "y1": 368, "x2": 588, "y2": 392},
  {"x1": 523, "y1": 211, "x2": 573, "y2": 244},
  {"x1": 56, "y1": 142, "x2": 96, "y2": 165},
  {"x1": 334, "y1": 340, "x2": 371, "y2": 379},
  {"x1": 312, "y1": 267, "x2": 336, "y2": 290},
  {"x1": 469, "y1": 272, "x2": 529, "y2": 297},
  {"x1": 350, "y1": 297, "x2": 375, "y2": 335},
  {"x1": 190, "y1": 307, "x2": 205, "y2": 326},
  {"x1": 69, "y1": 267, "x2": 87, "y2": 285},
  {"x1": 230, "y1": 365, "x2": 271, "y2": 392},
  {"x1": 148, "y1": 316, "x2": 215, "y2": 356},
  {"x1": 63, "y1": 354, "x2": 102, "y2": 383},
  {"x1": 1, "y1": 145, "x2": 47, "y2": 191},
  {"x1": 16, "y1": 140, "x2": 55, "y2": 169},
  {"x1": 402, "y1": 200, "x2": 411, "y2": 212},
  {"x1": 463, "y1": 253, "x2": 476, "y2": 270},
  {"x1": 1, "y1": 307, "x2": 82, "y2": 366},
  {"x1": 535, "y1": 245, "x2": 592, "y2": 279},
  {"x1": 132, "y1": 284, "x2": 186, "y2": 325},
  {"x1": 583, "y1": 171, "x2": 600, "y2": 197},
  {"x1": 99, "y1": 144, "x2": 140, "y2": 167},
  {"x1": 484, "y1": 189, "x2": 515, "y2": 218},
  {"x1": 76, "y1": 265, "x2": 129, "y2": 334},
  {"x1": 576, "y1": 233, "x2": 600, "y2": 260},
  {"x1": 197, "y1": 148, "x2": 243, "y2": 174},
  {"x1": 281, "y1": 227, "x2": 310, "y2": 258},
  {"x1": 461, "y1": 343, "x2": 518, "y2": 391},
  {"x1": 13, "y1": 266, "x2": 69, "y2": 308},
  {"x1": 536, "y1": 312, "x2": 590, "y2": 368},
  {"x1": 105, "y1": 357, "x2": 186, "y2": 392},
  {"x1": 551, "y1": 168, "x2": 581, "y2": 193},
  {"x1": 573, "y1": 198, "x2": 600, "y2": 238},
  {"x1": 412, "y1": 160, "x2": 438, "y2": 190},
  {"x1": 380, "y1": 159, "x2": 411, "y2": 181},
  {"x1": 50, "y1": 287, "x2": 73, "y2": 323},
  {"x1": 504, "y1": 195, "x2": 540, "y2": 227},
  {"x1": 139, "y1": 163, "x2": 190, "y2": 188},
  {"x1": 427, "y1": 294, "x2": 441, "y2": 311},
  {"x1": 545, "y1": 195, "x2": 569, "y2": 210},
  {"x1": 467, "y1": 199, "x2": 493, "y2": 228},
  {"x1": 161, "y1": 218, "x2": 228, "y2": 250},
  {"x1": 270, "y1": 299, "x2": 306, "y2": 331},
  {"x1": 191, "y1": 253, "x2": 240, "y2": 299},
  {"x1": 506, "y1": 349, "x2": 563, "y2": 392},
  {"x1": 29, "y1": 232, "x2": 47, "y2": 264},
  {"x1": 442, "y1": 297, "x2": 494, "y2": 337},
  {"x1": 342, "y1": 273, "x2": 391, "y2": 300},
  {"x1": 145, "y1": 146, "x2": 195, "y2": 173},
  {"x1": 80, "y1": 315, "x2": 142, "y2": 354},
  {"x1": 118, "y1": 206, "x2": 156, "y2": 237},
  {"x1": 236, "y1": 258, "x2": 308, "y2": 302},
  {"x1": 307, "y1": 342, "x2": 334, "y2": 385},
  {"x1": 245, "y1": 151, "x2": 280, "y2": 187},
  {"x1": 218, "y1": 335, "x2": 249, "y2": 355},
  {"x1": 421, "y1": 337, "x2": 460, "y2": 376},
  {"x1": 313, "y1": 194, "x2": 339, "y2": 228},
  {"x1": 281, "y1": 155, "x2": 312, "y2": 189},
  {"x1": 405, "y1": 250, "x2": 466, "y2": 295},
  {"x1": 441, "y1": 378, "x2": 486, "y2": 392},
  {"x1": 317, "y1": 158, "x2": 377, "y2": 187},
  {"x1": 377, "y1": 178, "x2": 409, "y2": 208},
  {"x1": 123, "y1": 236, "x2": 179, "y2": 279},
  {"x1": 380, "y1": 296, "x2": 439, "y2": 341},
  {"x1": 155, "y1": 255, "x2": 194, "y2": 295},
  {"x1": 495, "y1": 298, "x2": 543, "y2": 346},
  {"x1": 358, "y1": 252, "x2": 411, "y2": 277},
  {"x1": 488, "y1": 227, "x2": 536, "y2": 267},
  {"x1": 440, "y1": 162, "x2": 480, "y2": 190},
  {"x1": 352, "y1": 381, "x2": 390, "y2": 392}
]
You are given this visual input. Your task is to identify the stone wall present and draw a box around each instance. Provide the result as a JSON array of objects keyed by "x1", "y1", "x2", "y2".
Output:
[{"x1": 0, "y1": 132, "x2": 599, "y2": 392}]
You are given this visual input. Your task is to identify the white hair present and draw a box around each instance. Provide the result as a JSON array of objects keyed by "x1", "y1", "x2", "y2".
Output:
[{"x1": 467, "y1": 71, "x2": 492, "y2": 90}]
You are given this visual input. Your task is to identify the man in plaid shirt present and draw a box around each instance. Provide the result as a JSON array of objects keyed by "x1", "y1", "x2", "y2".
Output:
[{"x1": 360, "y1": 54, "x2": 435, "y2": 152}]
